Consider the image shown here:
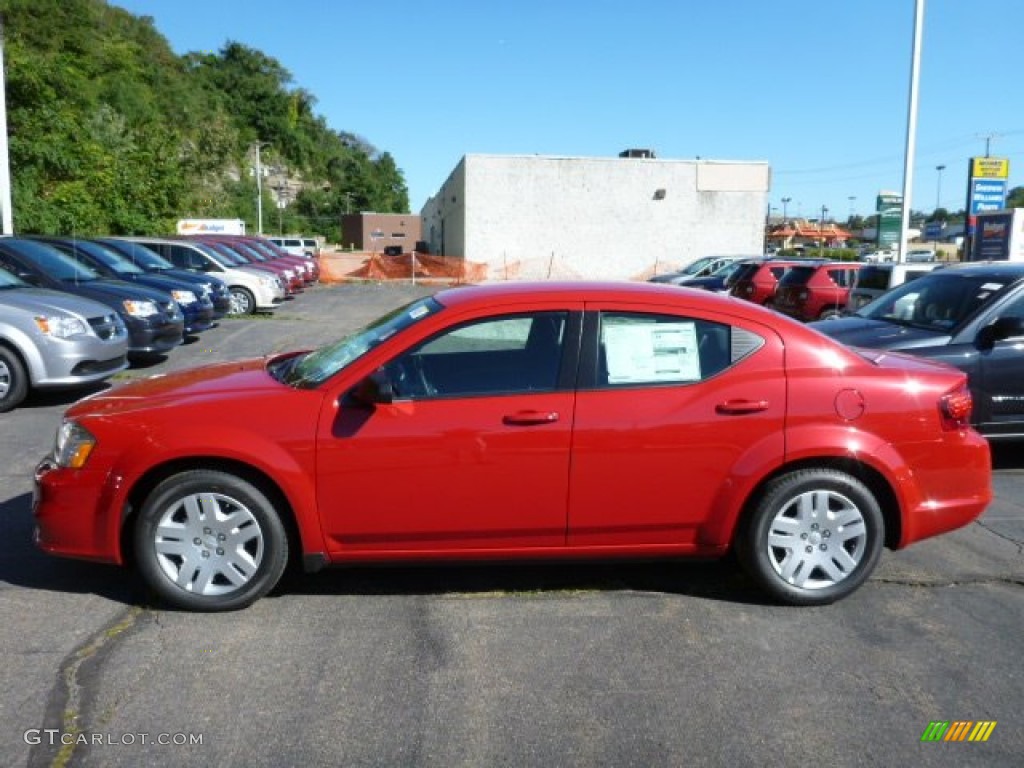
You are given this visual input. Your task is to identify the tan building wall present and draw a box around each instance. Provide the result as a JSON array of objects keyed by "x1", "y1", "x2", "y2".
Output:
[{"x1": 420, "y1": 153, "x2": 770, "y2": 281}]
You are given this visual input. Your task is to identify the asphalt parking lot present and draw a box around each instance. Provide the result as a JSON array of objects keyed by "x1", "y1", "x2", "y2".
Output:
[{"x1": 1, "y1": 282, "x2": 1022, "y2": 767}]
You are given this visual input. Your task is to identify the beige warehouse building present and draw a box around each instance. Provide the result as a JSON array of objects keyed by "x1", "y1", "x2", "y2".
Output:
[{"x1": 419, "y1": 152, "x2": 770, "y2": 281}]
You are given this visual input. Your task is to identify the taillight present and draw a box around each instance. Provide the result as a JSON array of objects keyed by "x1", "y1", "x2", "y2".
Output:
[{"x1": 939, "y1": 384, "x2": 973, "y2": 431}]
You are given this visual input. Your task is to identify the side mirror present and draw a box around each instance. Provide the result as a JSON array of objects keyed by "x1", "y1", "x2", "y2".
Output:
[
  {"x1": 977, "y1": 316, "x2": 1024, "y2": 351},
  {"x1": 349, "y1": 368, "x2": 394, "y2": 406}
]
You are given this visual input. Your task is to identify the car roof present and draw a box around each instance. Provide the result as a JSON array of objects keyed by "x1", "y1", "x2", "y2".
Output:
[
  {"x1": 433, "y1": 280, "x2": 776, "y2": 317},
  {"x1": 923, "y1": 261, "x2": 1024, "y2": 279}
]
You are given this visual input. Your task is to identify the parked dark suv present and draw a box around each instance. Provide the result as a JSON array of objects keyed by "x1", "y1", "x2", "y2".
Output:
[
  {"x1": 773, "y1": 261, "x2": 863, "y2": 321},
  {"x1": 0, "y1": 238, "x2": 184, "y2": 359},
  {"x1": 38, "y1": 238, "x2": 216, "y2": 335},
  {"x1": 94, "y1": 238, "x2": 232, "y2": 319},
  {"x1": 811, "y1": 261, "x2": 1024, "y2": 439}
]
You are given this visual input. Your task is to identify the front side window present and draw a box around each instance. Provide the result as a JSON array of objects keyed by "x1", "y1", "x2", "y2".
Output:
[{"x1": 384, "y1": 312, "x2": 568, "y2": 399}]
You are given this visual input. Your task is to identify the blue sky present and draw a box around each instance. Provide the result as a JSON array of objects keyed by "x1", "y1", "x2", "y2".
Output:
[{"x1": 112, "y1": 0, "x2": 1023, "y2": 221}]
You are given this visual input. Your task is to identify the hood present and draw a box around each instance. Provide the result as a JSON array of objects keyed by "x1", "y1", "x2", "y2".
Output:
[
  {"x1": 67, "y1": 357, "x2": 283, "y2": 417},
  {"x1": 808, "y1": 315, "x2": 951, "y2": 350},
  {"x1": 57, "y1": 278, "x2": 174, "y2": 306},
  {"x1": 0, "y1": 286, "x2": 118, "y2": 318}
]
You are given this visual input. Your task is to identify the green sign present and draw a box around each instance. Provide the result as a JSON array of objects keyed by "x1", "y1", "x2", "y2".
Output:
[{"x1": 876, "y1": 192, "x2": 902, "y2": 250}]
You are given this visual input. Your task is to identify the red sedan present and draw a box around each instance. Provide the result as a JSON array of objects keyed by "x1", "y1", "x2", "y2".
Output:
[{"x1": 33, "y1": 282, "x2": 991, "y2": 611}]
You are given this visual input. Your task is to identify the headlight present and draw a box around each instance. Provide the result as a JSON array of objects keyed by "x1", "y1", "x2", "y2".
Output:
[
  {"x1": 259, "y1": 275, "x2": 277, "y2": 288},
  {"x1": 170, "y1": 290, "x2": 197, "y2": 304},
  {"x1": 122, "y1": 299, "x2": 159, "y2": 317},
  {"x1": 283, "y1": 268, "x2": 295, "y2": 280},
  {"x1": 34, "y1": 314, "x2": 88, "y2": 339},
  {"x1": 55, "y1": 421, "x2": 96, "y2": 469}
]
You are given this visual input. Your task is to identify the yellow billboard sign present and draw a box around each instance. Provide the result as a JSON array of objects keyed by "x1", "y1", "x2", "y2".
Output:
[{"x1": 971, "y1": 157, "x2": 1010, "y2": 179}]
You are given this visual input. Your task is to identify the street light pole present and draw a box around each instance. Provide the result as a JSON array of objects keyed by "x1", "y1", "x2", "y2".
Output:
[
  {"x1": 781, "y1": 196, "x2": 791, "y2": 223},
  {"x1": 935, "y1": 164, "x2": 945, "y2": 212},
  {"x1": 253, "y1": 141, "x2": 269, "y2": 235}
]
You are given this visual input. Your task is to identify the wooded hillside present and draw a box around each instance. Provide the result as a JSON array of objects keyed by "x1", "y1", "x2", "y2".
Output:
[{"x1": 0, "y1": 0, "x2": 409, "y2": 238}]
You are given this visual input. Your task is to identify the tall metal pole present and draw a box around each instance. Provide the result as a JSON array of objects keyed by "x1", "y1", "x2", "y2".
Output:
[
  {"x1": 0, "y1": 17, "x2": 14, "y2": 234},
  {"x1": 898, "y1": 0, "x2": 925, "y2": 263},
  {"x1": 255, "y1": 143, "x2": 265, "y2": 235},
  {"x1": 935, "y1": 164, "x2": 945, "y2": 211}
]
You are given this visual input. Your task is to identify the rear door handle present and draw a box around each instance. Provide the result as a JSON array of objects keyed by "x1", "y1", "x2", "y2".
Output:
[
  {"x1": 716, "y1": 399, "x2": 769, "y2": 415},
  {"x1": 503, "y1": 410, "x2": 560, "y2": 425}
]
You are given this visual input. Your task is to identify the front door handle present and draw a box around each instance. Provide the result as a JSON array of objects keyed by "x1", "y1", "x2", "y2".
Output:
[
  {"x1": 716, "y1": 399, "x2": 769, "y2": 415},
  {"x1": 503, "y1": 410, "x2": 560, "y2": 426}
]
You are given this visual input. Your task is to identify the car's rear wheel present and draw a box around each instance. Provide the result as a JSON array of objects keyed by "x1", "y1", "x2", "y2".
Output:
[
  {"x1": 228, "y1": 286, "x2": 256, "y2": 315},
  {"x1": 0, "y1": 346, "x2": 29, "y2": 413},
  {"x1": 738, "y1": 469, "x2": 883, "y2": 605},
  {"x1": 133, "y1": 470, "x2": 289, "y2": 611}
]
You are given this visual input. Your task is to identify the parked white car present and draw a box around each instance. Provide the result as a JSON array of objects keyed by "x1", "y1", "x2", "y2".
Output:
[{"x1": 119, "y1": 237, "x2": 286, "y2": 315}]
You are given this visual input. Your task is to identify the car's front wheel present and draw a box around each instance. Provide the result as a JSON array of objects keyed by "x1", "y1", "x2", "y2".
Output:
[
  {"x1": 228, "y1": 286, "x2": 256, "y2": 315},
  {"x1": 133, "y1": 470, "x2": 289, "y2": 611},
  {"x1": 737, "y1": 469, "x2": 884, "y2": 605},
  {"x1": 0, "y1": 346, "x2": 29, "y2": 413}
]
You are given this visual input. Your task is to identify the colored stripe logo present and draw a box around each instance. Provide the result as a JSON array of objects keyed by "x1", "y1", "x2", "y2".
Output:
[{"x1": 921, "y1": 721, "x2": 996, "y2": 742}]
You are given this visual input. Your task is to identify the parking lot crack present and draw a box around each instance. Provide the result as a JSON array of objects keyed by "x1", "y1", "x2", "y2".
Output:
[
  {"x1": 974, "y1": 519, "x2": 1024, "y2": 555},
  {"x1": 28, "y1": 606, "x2": 146, "y2": 768}
]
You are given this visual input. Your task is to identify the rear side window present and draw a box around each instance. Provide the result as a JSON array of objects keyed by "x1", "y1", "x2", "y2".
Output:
[
  {"x1": 596, "y1": 312, "x2": 763, "y2": 386},
  {"x1": 825, "y1": 267, "x2": 858, "y2": 287}
]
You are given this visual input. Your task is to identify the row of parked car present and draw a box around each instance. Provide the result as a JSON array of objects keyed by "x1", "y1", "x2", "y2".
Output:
[
  {"x1": 0, "y1": 234, "x2": 320, "y2": 412},
  {"x1": 650, "y1": 254, "x2": 939, "y2": 321},
  {"x1": 652, "y1": 253, "x2": 1024, "y2": 439}
]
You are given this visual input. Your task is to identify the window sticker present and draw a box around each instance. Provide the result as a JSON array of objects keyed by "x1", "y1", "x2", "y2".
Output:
[
  {"x1": 604, "y1": 322, "x2": 701, "y2": 383},
  {"x1": 409, "y1": 305, "x2": 430, "y2": 319}
]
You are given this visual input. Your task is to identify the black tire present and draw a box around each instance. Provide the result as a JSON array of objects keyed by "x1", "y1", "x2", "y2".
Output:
[
  {"x1": 228, "y1": 286, "x2": 256, "y2": 316},
  {"x1": 737, "y1": 469, "x2": 884, "y2": 606},
  {"x1": 133, "y1": 470, "x2": 289, "y2": 611},
  {"x1": 0, "y1": 346, "x2": 29, "y2": 413}
]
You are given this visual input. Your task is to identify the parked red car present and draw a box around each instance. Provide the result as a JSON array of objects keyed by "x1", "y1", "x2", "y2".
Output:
[
  {"x1": 729, "y1": 259, "x2": 805, "y2": 307},
  {"x1": 33, "y1": 282, "x2": 991, "y2": 611},
  {"x1": 772, "y1": 261, "x2": 863, "y2": 321}
]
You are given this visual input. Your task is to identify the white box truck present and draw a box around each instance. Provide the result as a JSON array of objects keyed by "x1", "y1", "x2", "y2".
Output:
[{"x1": 176, "y1": 218, "x2": 247, "y2": 236}]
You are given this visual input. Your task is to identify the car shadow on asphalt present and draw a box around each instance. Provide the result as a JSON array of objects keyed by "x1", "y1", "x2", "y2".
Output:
[
  {"x1": 0, "y1": 492, "x2": 143, "y2": 605},
  {"x1": 280, "y1": 558, "x2": 774, "y2": 607},
  {"x1": 2, "y1": 488, "x2": 771, "y2": 607}
]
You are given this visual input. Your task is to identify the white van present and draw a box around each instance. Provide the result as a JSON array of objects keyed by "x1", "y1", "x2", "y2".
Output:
[{"x1": 266, "y1": 236, "x2": 318, "y2": 258}]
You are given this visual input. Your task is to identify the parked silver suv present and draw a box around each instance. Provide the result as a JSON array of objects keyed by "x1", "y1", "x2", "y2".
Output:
[{"x1": 0, "y1": 269, "x2": 128, "y2": 412}]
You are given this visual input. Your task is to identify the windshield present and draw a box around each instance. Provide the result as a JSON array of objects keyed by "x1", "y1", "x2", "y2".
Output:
[
  {"x1": 10, "y1": 240, "x2": 100, "y2": 282},
  {"x1": 854, "y1": 271, "x2": 1009, "y2": 331},
  {"x1": 274, "y1": 297, "x2": 443, "y2": 388},
  {"x1": 0, "y1": 269, "x2": 27, "y2": 288},
  {"x1": 102, "y1": 240, "x2": 175, "y2": 270},
  {"x1": 74, "y1": 241, "x2": 146, "y2": 275},
  {"x1": 193, "y1": 242, "x2": 236, "y2": 267}
]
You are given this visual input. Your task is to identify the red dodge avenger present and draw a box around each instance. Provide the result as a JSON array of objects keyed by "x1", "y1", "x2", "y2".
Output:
[{"x1": 33, "y1": 281, "x2": 991, "y2": 611}]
